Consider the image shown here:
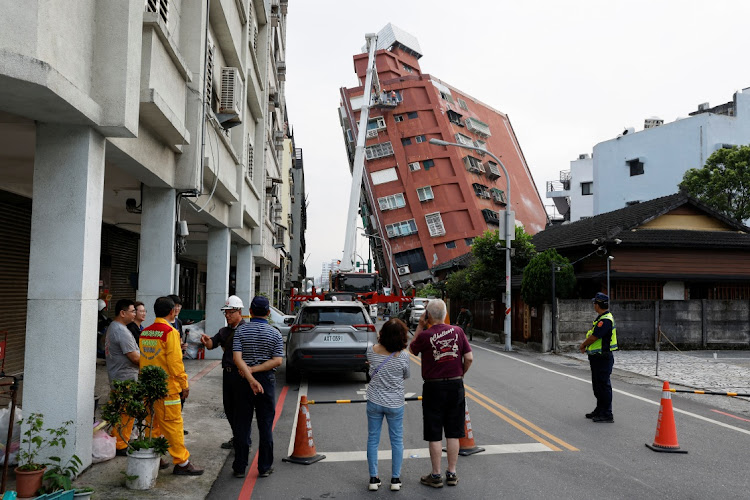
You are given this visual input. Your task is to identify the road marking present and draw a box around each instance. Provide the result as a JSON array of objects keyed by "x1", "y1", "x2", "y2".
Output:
[
  {"x1": 471, "y1": 344, "x2": 750, "y2": 437},
  {"x1": 319, "y1": 443, "x2": 552, "y2": 462},
  {"x1": 409, "y1": 353, "x2": 576, "y2": 451},
  {"x1": 711, "y1": 409, "x2": 750, "y2": 423}
]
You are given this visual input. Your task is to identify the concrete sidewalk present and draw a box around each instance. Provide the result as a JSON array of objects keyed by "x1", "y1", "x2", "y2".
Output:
[{"x1": 66, "y1": 358, "x2": 231, "y2": 499}]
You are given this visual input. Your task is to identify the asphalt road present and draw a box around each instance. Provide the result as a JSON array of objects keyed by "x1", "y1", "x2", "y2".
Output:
[{"x1": 209, "y1": 339, "x2": 750, "y2": 499}]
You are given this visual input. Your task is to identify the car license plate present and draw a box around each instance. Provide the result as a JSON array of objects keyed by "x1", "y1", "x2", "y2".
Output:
[{"x1": 323, "y1": 335, "x2": 344, "y2": 342}]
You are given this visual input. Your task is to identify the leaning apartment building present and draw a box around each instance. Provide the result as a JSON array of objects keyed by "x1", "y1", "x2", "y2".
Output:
[
  {"x1": 339, "y1": 24, "x2": 548, "y2": 290},
  {"x1": 0, "y1": 0, "x2": 306, "y2": 465}
]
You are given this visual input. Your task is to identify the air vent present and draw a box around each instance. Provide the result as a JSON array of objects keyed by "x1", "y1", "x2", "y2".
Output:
[
  {"x1": 219, "y1": 67, "x2": 243, "y2": 117},
  {"x1": 397, "y1": 265, "x2": 411, "y2": 276}
]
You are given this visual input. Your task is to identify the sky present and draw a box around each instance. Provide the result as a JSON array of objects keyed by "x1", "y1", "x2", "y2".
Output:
[{"x1": 284, "y1": 0, "x2": 750, "y2": 283}]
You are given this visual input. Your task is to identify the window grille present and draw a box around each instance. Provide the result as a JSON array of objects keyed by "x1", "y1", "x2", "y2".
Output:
[
  {"x1": 365, "y1": 142, "x2": 394, "y2": 160},
  {"x1": 425, "y1": 212, "x2": 446, "y2": 237},
  {"x1": 417, "y1": 186, "x2": 434, "y2": 202},
  {"x1": 377, "y1": 193, "x2": 406, "y2": 211},
  {"x1": 145, "y1": 0, "x2": 168, "y2": 24}
]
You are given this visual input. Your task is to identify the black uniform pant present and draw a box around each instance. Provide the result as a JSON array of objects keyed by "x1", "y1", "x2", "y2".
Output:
[
  {"x1": 588, "y1": 352, "x2": 614, "y2": 416},
  {"x1": 223, "y1": 368, "x2": 250, "y2": 460},
  {"x1": 232, "y1": 370, "x2": 276, "y2": 473}
]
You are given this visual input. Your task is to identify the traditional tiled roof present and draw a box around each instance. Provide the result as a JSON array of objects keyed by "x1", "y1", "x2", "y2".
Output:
[{"x1": 533, "y1": 192, "x2": 750, "y2": 251}]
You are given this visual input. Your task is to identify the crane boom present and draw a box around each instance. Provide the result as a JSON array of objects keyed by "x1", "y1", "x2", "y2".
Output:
[{"x1": 341, "y1": 33, "x2": 378, "y2": 272}]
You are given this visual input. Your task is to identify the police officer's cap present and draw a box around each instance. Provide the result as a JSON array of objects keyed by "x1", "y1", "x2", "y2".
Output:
[{"x1": 591, "y1": 292, "x2": 609, "y2": 304}]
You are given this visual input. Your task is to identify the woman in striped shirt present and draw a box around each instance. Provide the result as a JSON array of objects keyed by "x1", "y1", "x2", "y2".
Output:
[{"x1": 366, "y1": 318, "x2": 411, "y2": 491}]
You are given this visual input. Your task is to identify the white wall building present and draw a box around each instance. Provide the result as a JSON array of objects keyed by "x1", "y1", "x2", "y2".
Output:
[
  {"x1": 0, "y1": 0, "x2": 293, "y2": 466},
  {"x1": 547, "y1": 88, "x2": 750, "y2": 221},
  {"x1": 546, "y1": 154, "x2": 593, "y2": 222}
]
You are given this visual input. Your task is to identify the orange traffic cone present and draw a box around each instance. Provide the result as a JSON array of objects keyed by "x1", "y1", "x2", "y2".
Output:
[
  {"x1": 646, "y1": 381, "x2": 688, "y2": 454},
  {"x1": 282, "y1": 395, "x2": 326, "y2": 464},
  {"x1": 443, "y1": 400, "x2": 485, "y2": 456}
]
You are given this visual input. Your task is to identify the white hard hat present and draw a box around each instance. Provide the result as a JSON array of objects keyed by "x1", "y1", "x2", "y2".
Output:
[
  {"x1": 97, "y1": 299, "x2": 107, "y2": 311},
  {"x1": 221, "y1": 295, "x2": 244, "y2": 310},
  {"x1": 331, "y1": 296, "x2": 338, "y2": 301}
]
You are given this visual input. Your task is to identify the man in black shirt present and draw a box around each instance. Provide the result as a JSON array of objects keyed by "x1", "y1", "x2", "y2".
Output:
[{"x1": 200, "y1": 295, "x2": 247, "y2": 474}]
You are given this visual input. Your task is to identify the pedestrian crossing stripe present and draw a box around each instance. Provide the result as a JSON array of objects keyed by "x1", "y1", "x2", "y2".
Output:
[{"x1": 318, "y1": 443, "x2": 552, "y2": 462}]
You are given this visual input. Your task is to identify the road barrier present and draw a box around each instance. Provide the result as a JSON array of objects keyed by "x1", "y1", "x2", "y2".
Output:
[
  {"x1": 307, "y1": 396, "x2": 422, "y2": 405},
  {"x1": 669, "y1": 388, "x2": 750, "y2": 397}
]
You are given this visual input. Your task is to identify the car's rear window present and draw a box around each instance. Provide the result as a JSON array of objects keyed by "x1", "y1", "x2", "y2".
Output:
[{"x1": 299, "y1": 307, "x2": 368, "y2": 326}]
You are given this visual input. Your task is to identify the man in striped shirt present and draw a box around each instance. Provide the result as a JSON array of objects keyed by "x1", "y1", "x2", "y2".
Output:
[{"x1": 232, "y1": 296, "x2": 284, "y2": 478}]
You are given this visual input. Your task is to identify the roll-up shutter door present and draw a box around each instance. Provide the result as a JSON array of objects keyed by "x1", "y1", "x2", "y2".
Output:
[
  {"x1": 0, "y1": 191, "x2": 31, "y2": 377},
  {"x1": 100, "y1": 224, "x2": 139, "y2": 317}
]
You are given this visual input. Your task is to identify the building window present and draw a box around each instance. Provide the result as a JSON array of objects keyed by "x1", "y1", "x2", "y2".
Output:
[
  {"x1": 377, "y1": 193, "x2": 406, "y2": 211},
  {"x1": 447, "y1": 110, "x2": 463, "y2": 126},
  {"x1": 401, "y1": 137, "x2": 412, "y2": 146},
  {"x1": 415, "y1": 135, "x2": 426, "y2": 143},
  {"x1": 458, "y1": 98, "x2": 469, "y2": 111},
  {"x1": 408, "y1": 162, "x2": 421, "y2": 171},
  {"x1": 403, "y1": 64, "x2": 413, "y2": 73},
  {"x1": 472, "y1": 183, "x2": 490, "y2": 199},
  {"x1": 365, "y1": 142, "x2": 394, "y2": 160},
  {"x1": 367, "y1": 117, "x2": 386, "y2": 130},
  {"x1": 345, "y1": 129, "x2": 353, "y2": 142},
  {"x1": 417, "y1": 186, "x2": 434, "y2": 202},
  {"x1": 386, "y1": 219, "x2": 418, "y2": 238},
  {"x1": 464, "y1": 237, "x2": 474, "y2": 246},
  {"x1": 425, "y1": 212, "x2": 446, "y2": 237},
  {"x1": 423, "y1": 159, "x2": 435, "y2": 170},
  {"x1": 440, "y1": 91, "x2": 454, "y2": 103},
  {"x1": 445, "y1": 241, "x2": 457, "y2": 249},
  {"x1": 394, "y1": 114, "x2": 404, "y2": 122},
  {"x1": 407, "y1": 111, "x2": 418, "y2": 119},
  {"x1": 581, "y1": 182, "x2": 593, "y2": 195},
  {"x1": 628, "y1": 159, "x2": 644, "y2": 176}
]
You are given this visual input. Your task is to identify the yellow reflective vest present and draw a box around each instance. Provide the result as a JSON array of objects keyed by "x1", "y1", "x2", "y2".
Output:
[{"x1": 585, "y1": 311, "x2": 618, "y2": 354}]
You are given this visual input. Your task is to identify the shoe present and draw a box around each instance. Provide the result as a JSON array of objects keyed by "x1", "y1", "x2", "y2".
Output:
[
  {"x1": 233, "y1": 468, "x2": 246, "y2": 478},
  {"x1": 173, "y1": 461, "x2": 204, "y2": 476},
  {"x1": 420, "y1": 473, "x2": 443, "y2": 488},
  {"x1": 221, "y1": 438, "x2": 234, "y2": 449},
  {"x1": 159, "y1": 458, "x2": 170, "y2": 470},
  {"x1": 592, "y1": 414, "x2": 614, "y2": 423},
  {"x1": 183, "y1": 429, "x2": 189, "y2": 435},
  {"x1": 446, "y1": 471, "x2": 459, "y2": 486},
  {"x1": 390, "y1": 478, "x2": 402, "y2": 491},
  {"x1": 585, "y1": 410, "x2": 599, "y2": 419},
  {"x1": 115, "y1": 448, "x2": 128, "y2": 457},
  {"x1": 368, "y1": 477, "x2": 381, "y2": 491},
  {"x1": 258, "y1": 467, "x2": 274, "y2": 478}
]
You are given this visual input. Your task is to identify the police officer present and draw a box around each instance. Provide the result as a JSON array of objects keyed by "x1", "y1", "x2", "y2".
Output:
[
  {"x1": 579, "y1": 292, "x2": 618, "y2": 423},
  {"x1": 200, "y1": 295, "x2": 246, "y2": 455}
]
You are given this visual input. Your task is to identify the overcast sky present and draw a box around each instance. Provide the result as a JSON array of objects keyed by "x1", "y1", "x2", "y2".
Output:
[{"x1": 285, "y1": 0, "x2": 750, "y2": 283}]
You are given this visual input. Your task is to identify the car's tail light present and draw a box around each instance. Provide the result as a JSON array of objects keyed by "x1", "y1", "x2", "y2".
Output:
[
  {"x1": 353, "y1": 324, "x2": 376, "y2": 332},
  {"x1": 290, "y1": 324, "x2": 315, "y2": 333}
]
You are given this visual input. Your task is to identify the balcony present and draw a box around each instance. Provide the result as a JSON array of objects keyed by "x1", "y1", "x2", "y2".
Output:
[{"x1": 465, "y1": 117, "x2": 491, "y2": 138}]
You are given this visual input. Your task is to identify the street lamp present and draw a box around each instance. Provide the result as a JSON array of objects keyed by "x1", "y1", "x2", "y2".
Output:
[
  {"x1": 607, "y1": 256, "x2": 614, "y2": 299},
  {"x1": 361, "y1": 232, "x2": 401, "y2": 290},
  {"x1": 429, "y1": 138, "x2": 513, "y2": 351}
]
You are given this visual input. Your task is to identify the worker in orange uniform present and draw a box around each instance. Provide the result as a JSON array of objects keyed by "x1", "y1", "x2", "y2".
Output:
[{"x1": 140, "y1": 296, "x2": 204, "y2": 476}]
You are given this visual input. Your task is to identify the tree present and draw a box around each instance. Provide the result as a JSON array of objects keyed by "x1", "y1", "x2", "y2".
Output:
[
  {"x1": 521, "y1": 249, "x2": 576, "y2": 306},
  {"x1": 417, "y1": 283, "x2": 441, "y2": 298},
  {"x1": 680, "y1": 145, "x2": 750, "y2": 223},
  {"x1": 469, "y1": 226, "x2": 537, "y2": 300},
  {"x1": 444, "y1": 268, "x2": 476, "y2": 303}
]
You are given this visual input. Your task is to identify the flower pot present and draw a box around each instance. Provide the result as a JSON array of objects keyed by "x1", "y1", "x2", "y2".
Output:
[
  {"x1": 125, "y1": 448, "x2": 161, "y2": 490},
  {"x1": 14, "y1": 466, "x2": 46, "y2": 498},
  {"x1": 74, "y1": 489, "x2": 95, "y2": 499}
]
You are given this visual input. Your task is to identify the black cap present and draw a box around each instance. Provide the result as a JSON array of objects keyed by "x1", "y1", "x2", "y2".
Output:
[{"x1": 592, "y1": 292, "x2": 609, "y2": 304}]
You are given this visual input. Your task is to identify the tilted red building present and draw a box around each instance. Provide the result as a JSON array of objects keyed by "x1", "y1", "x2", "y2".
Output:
[{"x1": 339, "y1": 24, "x2": 547, "y2": 289}]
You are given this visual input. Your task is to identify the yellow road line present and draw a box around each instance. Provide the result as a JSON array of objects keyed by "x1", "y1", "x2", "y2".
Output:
[{"x1": 409, "y1": 353, "x2": 578, "y2": 452}]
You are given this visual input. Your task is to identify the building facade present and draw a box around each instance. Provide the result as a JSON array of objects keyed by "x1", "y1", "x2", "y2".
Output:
[
  {"x1": 0, "y1": 0, "x2": 297, "y2": 465},
  {"x1": 546, "y1": 88, "x2": 750, "y2": 220},
  {"x1": 339, "y1": 24, "x2": 548, "y2": 289}
]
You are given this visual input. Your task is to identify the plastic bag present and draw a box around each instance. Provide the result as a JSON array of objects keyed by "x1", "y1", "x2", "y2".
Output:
[
  {"x1": 0, "y1": 403, "x2": 22, "y2": 465},
  {"x1": 183, "y1": 321, "x2": 205, "y2": 359},
  {"x1": 92, "y1": 429, "x2": 116, "y2": 463}
]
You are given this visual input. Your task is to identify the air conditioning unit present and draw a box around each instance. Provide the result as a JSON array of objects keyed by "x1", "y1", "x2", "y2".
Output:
[
  {"x1": 219, "y1": 67, "x2": 243, "y2": 117},
  {"x1": 276, "y1": 61, "x2": 286, "y2": 81},
  {"x1": 366, "y1": 129, "x2": 378, "y2": 138},
  {"x1": 480, "y1": 192, "x2": 491, "y2": 199},
  {"x1": 397, "y1": 265, "x2": 411, "y2": 276}
]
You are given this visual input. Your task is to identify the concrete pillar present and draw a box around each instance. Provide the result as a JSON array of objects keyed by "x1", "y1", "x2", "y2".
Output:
[
  {"x1": 259, "y1": 265, "x2": 274, "y2": 298},
  {"x1": 235, "y1": 243, "x2": 254, "y2": 314},
  {"x1": 204, "y1": 228, "x2": 230, "y2": 359},
  {"x1": 137, "y1": 187, "x2": 176, "y2": 324},
  {"x1": 24, "y1": 124, "x2": 105, "y2": 467}
]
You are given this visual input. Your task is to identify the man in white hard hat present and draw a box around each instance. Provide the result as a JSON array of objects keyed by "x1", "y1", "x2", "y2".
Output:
[{"x1": 200, "y1": 296, "x2": 249, "y2": 473}]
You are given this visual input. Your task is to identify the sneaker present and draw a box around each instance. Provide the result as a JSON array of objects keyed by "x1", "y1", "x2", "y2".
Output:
[
  {"x1": 159, "y1": 458, "x2": 171, "y2": 470},
  {"x1": 446, "y1": 471, "x2": 459, "y2": 486},
  {"x1": 233, "y1": 468, "x2": 246, "y2": 478},
  {"x1": 585, "y1": 410, "x2": 599, "y2": 419},
  {"x1": 221, "y1": 438, "x2": 234, "y2": 449},
  {"x1": 592, "y1": 414, "x2": 614, "y2": 423},
  {"x1": 258, "y1": 467, "x2": 274, "y2": 478},
  {"x1": 368, "y1": 477, "x2": 381, "y2": 491},
  {"x1": 173, "y1": 461, "x2": 204, "y2": 476},
  {"x1": 420, "y1": 473, "x2": 443, "y2": 488},
  {"x1": 390, "y1": 478, "x2": 402, "y2": 491},
  {"x1": 115, "y1": 448, "x2": 128, "y2": 457}
]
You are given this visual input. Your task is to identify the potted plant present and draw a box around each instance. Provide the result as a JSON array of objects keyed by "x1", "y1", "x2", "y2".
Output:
[
  {"x1": 101, "y1": 365, "x2": 169, "y2": 490},
  {"x1": 40, "y1": 453, "x2": 82, "y2": 495},
  {"x1": 14, "y1": 413, "x2": 74, "y2": 498}
]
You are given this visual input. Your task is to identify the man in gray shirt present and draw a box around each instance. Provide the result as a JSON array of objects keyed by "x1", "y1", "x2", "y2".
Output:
[{"x1": 105, "y1": 299, "x2": 139, "y2": 455}]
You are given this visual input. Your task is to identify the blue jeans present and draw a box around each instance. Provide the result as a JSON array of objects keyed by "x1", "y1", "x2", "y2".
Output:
[{"x1": 366, "y1": 401, "x2": 404, "y2": 478}]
